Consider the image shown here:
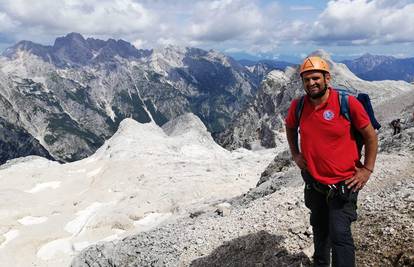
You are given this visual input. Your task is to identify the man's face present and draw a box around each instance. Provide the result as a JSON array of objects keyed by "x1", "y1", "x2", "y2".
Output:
[{"x1": 301, "y1": 71, "x2": 330, "y2": 99}]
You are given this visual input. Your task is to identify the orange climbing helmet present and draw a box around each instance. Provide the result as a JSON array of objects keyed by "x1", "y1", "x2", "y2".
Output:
[{"x1": 299, "y1": 56, "x2": 330, "y2": 76}]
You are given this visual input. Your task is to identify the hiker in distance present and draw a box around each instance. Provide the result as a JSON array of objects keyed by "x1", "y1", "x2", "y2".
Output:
[
  {"x1": 390, "y1": 118, "x2": 401, "y2": 135},
  {"x1": 285, "y1": 56, "x2": 378, "y2": 267}
]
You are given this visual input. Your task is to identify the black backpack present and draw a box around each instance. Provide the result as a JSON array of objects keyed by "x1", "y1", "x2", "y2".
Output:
[{"x1": 295, "y1": 86, "x2": 381, "y2": 157}]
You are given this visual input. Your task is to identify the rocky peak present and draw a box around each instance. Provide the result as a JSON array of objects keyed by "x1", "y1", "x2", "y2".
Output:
[
  {"x1": 341, "y1": 53, "x2": 396, "y2": 76},
  {"x1": 162, "y1": 113, "x2": 208, "y2": 137},
  {"x1": 53, "y1": 32, "x2": 88, "y2": 49},
  {"x1": 1, "y1": 40, "x2": 52, "y2": 62},
  {"x1": 52, "y1": 32, "x2": 93, "y2": 66},
  {"x1": 359, "y1": 53, "x2": 394, "y2": 61},
  {"x1": 147, "y1": 45, "x2": 187, "y2": 68}
]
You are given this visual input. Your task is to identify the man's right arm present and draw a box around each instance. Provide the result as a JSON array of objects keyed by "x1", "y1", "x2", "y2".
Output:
[{"x1": 286, "y1": 126, "x2": 307, "y2": 170}]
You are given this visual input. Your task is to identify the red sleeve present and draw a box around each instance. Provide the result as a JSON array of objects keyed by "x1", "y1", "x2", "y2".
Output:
[
  {"x1": 348, "y1": 96, "x2": 370, "y2": 129},
  {"x1": 285, "y1": 98, "x2": 299, "y2": 129}
]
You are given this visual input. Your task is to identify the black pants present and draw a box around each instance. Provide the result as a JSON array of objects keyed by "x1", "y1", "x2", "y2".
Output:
[
  {"x1": 303, "y1": 177, "x2": 358, "y2": 267},
  {"x1": 393, "y1": 126, "x2": 401, "y2": 135}
]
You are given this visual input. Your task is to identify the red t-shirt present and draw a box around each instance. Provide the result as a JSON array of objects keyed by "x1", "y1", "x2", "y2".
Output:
[{"x1": 285, "y1": 88, "x2": 370, "y2": 184}]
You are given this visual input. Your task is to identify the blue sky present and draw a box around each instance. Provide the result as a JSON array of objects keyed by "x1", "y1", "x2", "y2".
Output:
[{"x1": 1, "y1": 0, "x2": 414, "y2": 62}]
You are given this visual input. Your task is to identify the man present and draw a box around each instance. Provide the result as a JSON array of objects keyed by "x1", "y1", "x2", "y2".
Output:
[
  {"x1": 285, "y1": 56, "x2": 378, "y2": 267},
  {"x1": 390, "y1": 118, "x2": 401, "y2": 135}
]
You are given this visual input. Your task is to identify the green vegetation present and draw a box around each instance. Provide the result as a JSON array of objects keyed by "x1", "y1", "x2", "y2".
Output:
[
  {"x1": 44, "y1": 134, "x2": 58, "y2": 145},
  {"x1": 47, "y1": 114, "x2": 103, "y2": 147},
  {"x1": 65, "y1": 87, "x2": 89, "y2": 104}
]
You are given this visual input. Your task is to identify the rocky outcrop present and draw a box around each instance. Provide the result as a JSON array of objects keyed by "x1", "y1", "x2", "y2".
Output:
[
  {"x1": 215, "y1": 67, "x2": 302, "y2": 150},
  {"x1": 378, "y1": 98, "x2": 414, "y2": 153},
  {"x1": 256, "y1": 150, "x2": 293, "y2": 186}
]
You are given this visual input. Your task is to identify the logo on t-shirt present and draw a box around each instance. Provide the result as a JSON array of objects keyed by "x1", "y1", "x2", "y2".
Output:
[{"x1": 323, "y1": 110, "x2": 335, "y2": 121}]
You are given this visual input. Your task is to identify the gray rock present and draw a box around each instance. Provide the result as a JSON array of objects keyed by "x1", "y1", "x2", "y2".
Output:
[{"x1": 257, "y1": 149, "x2": 293, "y2": 186}]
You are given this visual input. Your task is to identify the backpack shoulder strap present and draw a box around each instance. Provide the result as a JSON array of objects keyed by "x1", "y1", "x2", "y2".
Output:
[
  {"x1": 338, "y1": 90, "x2": 351, "y2": 122},
  {"x1": 295, "y1": 96, "x2": 305, "y2": 128}
]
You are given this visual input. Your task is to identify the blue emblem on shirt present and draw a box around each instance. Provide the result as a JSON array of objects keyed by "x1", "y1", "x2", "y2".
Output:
[{"x1": 323, "y1": 110, "x2": 335, "y2": 120}]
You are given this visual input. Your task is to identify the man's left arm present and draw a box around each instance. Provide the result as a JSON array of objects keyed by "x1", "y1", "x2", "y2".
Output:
[{"x1": 345, "y1": 124, "x2": 378, "y2": 191}]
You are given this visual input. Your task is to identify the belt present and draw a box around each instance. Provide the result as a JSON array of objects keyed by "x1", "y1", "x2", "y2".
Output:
[{"x1": 312, "y1": 181, "x2": 340, "y2": 202}]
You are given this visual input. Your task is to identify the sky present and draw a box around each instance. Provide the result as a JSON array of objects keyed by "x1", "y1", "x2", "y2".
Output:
[{"x1": 1, "y1": 0, "x2": 414, "y2": 62}]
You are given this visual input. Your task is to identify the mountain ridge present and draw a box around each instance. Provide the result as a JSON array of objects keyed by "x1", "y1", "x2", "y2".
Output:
[
  {"x1": 2, "y1": 32, "x2": 152, "y2": 68},
  {"x1": 342, "y1": 53, "x2": 414, "y2": 82},
  {"x1": 0, "y1": 33, "x2": 260, "y2": 163}
]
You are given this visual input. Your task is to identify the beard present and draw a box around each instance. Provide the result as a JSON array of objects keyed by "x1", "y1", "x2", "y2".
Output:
[{"x1": 306, "y1": 85, "x2": 327, "y2": 99}]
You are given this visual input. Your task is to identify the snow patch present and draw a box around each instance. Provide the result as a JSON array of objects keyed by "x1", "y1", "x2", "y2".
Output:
[
  {"x1": 24, "y1": 181, "x2": 61, "y2": 193},
  {"x1": 86, "y1": 167, "x2": 102, "y2": 178},
  {"x1": 133, "y1": 212, "x2": 172, "y2": 232},
  {"x1": 0, "y1": 229, "x2": 19, "y2": 248},
  {"x1": 64, "y1": 202, "x2": 109, "y2": 235},
  {"x1": 73, "y1": 241, "x2": 91, "y2": 252},
  {"x1": 68, "y1": 169, "x2": 86, "y2": 174},
  {"x1": 99, "y1": 228, "x2": 125, "y2": 242},
  {"x1": 104, "y1": 102, "x2": 116, "y2": 121},
  {"x1": 18, "y1": 216, "x2": 48, "y2": 225},
  {"x1": 36, "y1": 238, "x2": 72, "y2": 260}
]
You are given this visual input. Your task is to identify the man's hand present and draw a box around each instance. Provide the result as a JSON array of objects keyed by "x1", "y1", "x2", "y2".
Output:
[
  {"x1": 344, "y1": 166, "x2": 371, "y2": 192},
  {"x1": 293, "y1": 153, "x2": 307, "y2": 170}
]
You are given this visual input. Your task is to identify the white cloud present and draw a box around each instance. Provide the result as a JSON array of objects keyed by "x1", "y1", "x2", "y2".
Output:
[
  {"x1": 157, "y1": 37, "x2": 180, "y2": 46},
  {"x1": 0, "y1": 12, "x2": 18, "y2": 32},
  {"x1": 141, "y1": 0, "x2": 287, "y2": 54},
  {"x1": 186, "y1": 0, "x2": 264, "y2": 42},
  {"x1": 1, "y1": 0, "x2": 414, "y2": 57},
  {"x1": 132, "y1": 39, "x2": 147, "y2": 49},
  {"x1": 309, "y1": 0, "x2": 414, "y2": 45},
  {"x1": 0, "y1": 0, "x2": 156, "y2": 38}
]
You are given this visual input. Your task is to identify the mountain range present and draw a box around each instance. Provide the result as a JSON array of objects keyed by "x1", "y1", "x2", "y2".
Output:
[
  {"x1": 341, "y1": 53, "x2": 414, "y2": 82},
  {"x1": 0, "y1": 33, "x2": 284, "y2": 164}
]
